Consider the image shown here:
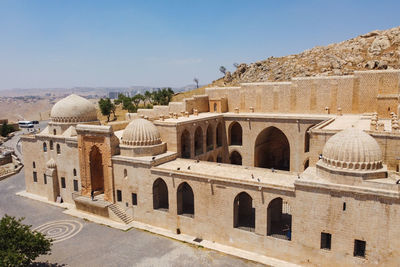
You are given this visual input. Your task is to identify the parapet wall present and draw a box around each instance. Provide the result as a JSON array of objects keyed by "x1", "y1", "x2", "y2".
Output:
[{"x1": 206, "y1": 70, "x2": 400, "y2": 118}]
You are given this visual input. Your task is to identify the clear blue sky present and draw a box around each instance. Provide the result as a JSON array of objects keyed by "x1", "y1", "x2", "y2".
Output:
[{"x1": 0, "y1": 0, "x2": 399, "y2": 90}]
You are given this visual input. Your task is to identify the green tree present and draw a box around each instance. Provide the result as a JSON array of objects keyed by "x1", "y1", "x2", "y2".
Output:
[
  {"x1": 115, "y1": 94, "x2": 136, "y2": 113},
  {"x1": 0, "y1": 122, "x2": 15, "y2": 137},
  {"x1": 144, "y1": 91, "x2": 154, "y2": 106},
  {"x1": 132, "y1": 94, "x2": 145, "y2": 109},
  {"x1": 0, "y1": 215, "x2": 52, "y2": 267},
  {"x1": 153, "y1": 88, "x2": 174, "y2": 105},
  {"x1": 98, "y1": 98, "x2": 115, "y2": 122}
]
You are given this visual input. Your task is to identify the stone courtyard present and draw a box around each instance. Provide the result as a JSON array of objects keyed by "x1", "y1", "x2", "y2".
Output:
[{"x1": 0, "y1": 161, "x2": 264, "y2": 267}]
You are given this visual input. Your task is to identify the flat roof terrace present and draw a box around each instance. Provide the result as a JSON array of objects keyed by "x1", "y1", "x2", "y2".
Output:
[{"x1": 152, "y1": 158, "x2": 297, "y2": 192}]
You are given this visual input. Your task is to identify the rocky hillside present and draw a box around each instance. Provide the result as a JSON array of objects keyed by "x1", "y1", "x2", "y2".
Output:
[{"x1": 218, "y1": 26, "x2": 400, "y2": 86}]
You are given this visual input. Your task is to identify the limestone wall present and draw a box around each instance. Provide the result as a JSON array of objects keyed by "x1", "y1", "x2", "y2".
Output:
[
  {"x1": 206, "y1": 70, "x2": 400, "y2": 118},
  {"x1": 21, "y1": 134, "x2": 81, "y2": 204}
]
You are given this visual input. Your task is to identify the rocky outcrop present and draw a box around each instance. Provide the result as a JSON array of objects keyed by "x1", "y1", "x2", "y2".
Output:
[{"x1": 218, "y1": 26, "x2": 400, "y2": 86}]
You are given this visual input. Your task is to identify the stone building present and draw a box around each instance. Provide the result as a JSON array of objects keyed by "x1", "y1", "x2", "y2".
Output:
[{"x1": 21, "y1": 70, "x2": 400, "y2": 266}]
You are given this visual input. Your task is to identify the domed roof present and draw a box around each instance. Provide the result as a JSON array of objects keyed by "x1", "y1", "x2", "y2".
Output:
[
  {"x1": 322, "y1": 128, "x2": 383, "y2": 171},
  {"x1": 50, "y1": 94, "x2": 98, "y2": 123},
  {"x1": 122, "y1": 118, "x2": 162, "y2": 146}
]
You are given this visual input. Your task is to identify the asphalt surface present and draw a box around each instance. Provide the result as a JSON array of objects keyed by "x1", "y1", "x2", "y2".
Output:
[{"x1": 0, "y1": 129, "x2": 264, "y2": 267}]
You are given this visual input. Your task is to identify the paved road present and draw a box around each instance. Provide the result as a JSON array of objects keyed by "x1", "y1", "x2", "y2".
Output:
[{"x1": 0, "y1": 135, "x2": 264, "y2": 267}]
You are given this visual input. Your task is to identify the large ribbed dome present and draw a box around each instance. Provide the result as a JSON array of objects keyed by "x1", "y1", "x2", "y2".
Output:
[
  {"x1": 322, "y1": 128, "x2": 383, "y2": 171},
  {"x1": 122, "y1": 118, "x2": 161, "y2": 146},
  {"x1": 50, "y1": 94, "x2": 98, "y2": 123}
]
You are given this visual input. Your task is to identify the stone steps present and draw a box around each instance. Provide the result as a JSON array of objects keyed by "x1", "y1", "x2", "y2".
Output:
[{"x1": 109, "y1": 204, "x2": 134, "y2": 224}]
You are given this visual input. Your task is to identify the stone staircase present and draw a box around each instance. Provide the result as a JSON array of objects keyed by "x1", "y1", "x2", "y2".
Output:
[{"x1": 108, "y1": 203, "x2": 134, "y2": 224}]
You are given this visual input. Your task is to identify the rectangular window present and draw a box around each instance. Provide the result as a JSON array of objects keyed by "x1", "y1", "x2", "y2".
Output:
[
  {"x1": 343, "y1": 202, "x2": 346, "y2": 211},
  {"x1": 117, "y1": 190, "x2": 122, "y2": 202},
  {"x1": 33, "y1": 172, "x2": 37, "y2": 182},
  {"x1": 132, "y1": 193, "x2": 137, "y2": 206},
  {"x1": 61, "y1": 177, "x2": 66, "y2": 188},
  {"x1": 354, "y1": 239, "x2": 366, "y2": 258},
  {"x1": 73, "y1": 179, "x2": 78, "y2": 192},
  {"x1": 43, "y1": 174, "x2": 47, "y2": 185},
  {"x1": 320, "y1": 232, "x2": 331, "y2": 250}
]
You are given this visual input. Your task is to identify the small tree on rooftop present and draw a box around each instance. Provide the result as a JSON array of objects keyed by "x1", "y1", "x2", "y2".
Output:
[
  {"x1": 98, "y1": 98, "x2": 115, "y2": 122},
  {"x1": 219, "y1": 66, "x2": 226, "y2": 75},
  {"x1": 193, "y1": 78, "x2": 199, "y2": 88},
  {"x1": 0, "y1": 215, "x2": 52, "y2": 267}
]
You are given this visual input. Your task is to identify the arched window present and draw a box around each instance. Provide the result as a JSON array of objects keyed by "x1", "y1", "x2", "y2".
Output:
[
  {"x1": 234, "y1": 192, "x2": 255, "y2": 232},
  {"x1": 206, "y1": 125, "x2": 213, "y2": 151},
  {"x1": 153, "y1": 178, "x2": 169, "y2": 211},
  {"x1": 230, "y1": 151, "x2": 242, "y2": 165},
  {"x1": 213, "y1": 103, "x2": 217, "y2": 112},
  {"x1": 123, "y1": 169, "x2": 127, "y2": 178},
  {"x1": 33, "y1": 162, "x2": 36, "y2": 168},
  {"x1": 181, "y1": 129, "x2": 191, "y2": 158},
  {"x1": 194, "y1": 126, "x2": 203, "y2": 156},
  {"x1": 229, "y1": 122, "x2": 242, "y2": 145},
  {"x1": 73, "y1": 168, "x2": 77, "y2": 176},
  {"x1": 43, "y1": 142, "x2": 47, "y2": 152},
  {"x1": 216, "y1": 122, "x2": 223, "y2": 147},
  {"x1": 177, "y1": 182, "x2": 194, "y2": 217},
  {"x1": 56, "y1": 144, "x2": 61, "y2": 154},
  {"x1": 50, "y1": 140, "x2": 54, "y2": 150},
  {"x1": 267, "y1": 198, "x2": 292, "y2": 240},
  {"x1": 53, "y1": 129, "x2": 56, "y2": 135}
]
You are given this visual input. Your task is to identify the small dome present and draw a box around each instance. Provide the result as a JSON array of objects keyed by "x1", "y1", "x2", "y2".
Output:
[
  {"x1": 50, "y1": 94, "x2": 98, "y2": 123},
  {"x1": 46, "y1": 158, "x2": 56, "y2": 169},
  {"x1": 322, "y1": 128, "x2": 383, "y2": 171},
  {"x1": 122, "y1": 118, "x2": 161, "y2": 146}
]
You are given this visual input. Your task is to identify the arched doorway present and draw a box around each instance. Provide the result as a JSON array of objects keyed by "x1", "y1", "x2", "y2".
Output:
[
  {"x1": 229, "y1": 122, "x2": 242, "y2": 145},
  {"x1": 267, "y1": 198, "x2": 292, "y2": 240},
  {"x1": 230, "y1": 151, "x2": 242, "y2": 165},
  {"x1": 153, "y1": 178, "x2": 169, "y2": 211},
  {"x1": 234, "y1": 192, "x2": 255, "y2": 232},
  {"x1": 90, "y1": 146, "x2": 104, "y2": 193},
  {"x1": 181, "y1": 129, "x2": 191, "y2": 158},
  {"x1": 206, "y1": 125, "x2": 213, "y2": 151},
  {"x1": 194, "y1": 126, "x2": 203, "y2": 156},
  {"x1": 255, "y1": 127, "x2": 290, "y2": 171},
  {"x1": 177, "y1": 182, "x2": 194, "y2": 217}
]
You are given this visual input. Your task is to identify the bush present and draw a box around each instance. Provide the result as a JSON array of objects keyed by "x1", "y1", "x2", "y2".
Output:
[{"x1": 0, "y1": 215, "x2": 52, "y2": 267}]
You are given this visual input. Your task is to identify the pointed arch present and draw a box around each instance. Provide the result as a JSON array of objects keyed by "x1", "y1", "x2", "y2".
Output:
[
  {"x1": 233, "y1": 192, "x2": 255, "y2": 231},
  {"x1": 181, "y1": 129, "x2": 191, "y2": 158},
  {"x1": 229, "y1": 122, "x2": 242, "y2": 145},
  {"x1": 153, "y1": 178, "x2": 169, "y2": 210},
  {"x1": 194, "y1": 126, "x2": 203, "y2": 156},
  {"x1": 255, "y1": 126, "x2": 290, "y2": 171},
  {"x1": 177, "y1": 182, "x2": 194, "y2": 217}
]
